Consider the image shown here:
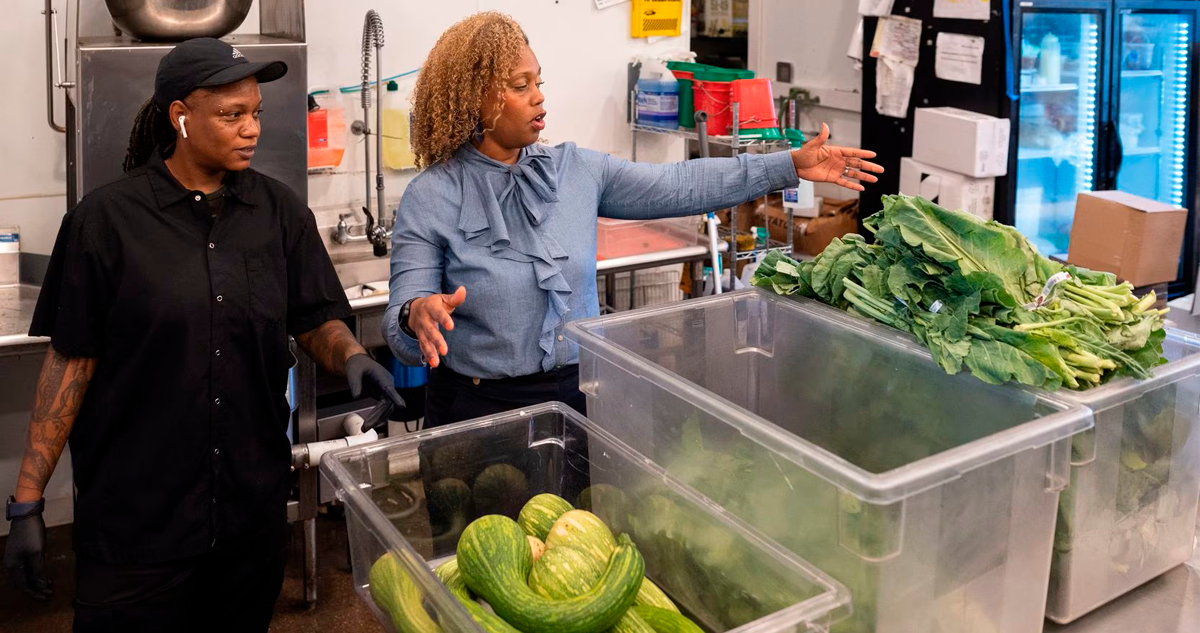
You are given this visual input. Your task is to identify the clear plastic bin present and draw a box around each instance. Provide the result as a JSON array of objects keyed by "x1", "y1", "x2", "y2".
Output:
[
  {"x1": 1044, "y1": 331, "x2": 1200, "y2": 623},
  {"x1": 568, "y1": 289, "x2": 1095, "y2": 633},
  {"x1": 320, "y1": 402, "x2": 851, "y2": 633},
  {"x1": 597, "y1": 217, "x2": 703, "y2": 261}
]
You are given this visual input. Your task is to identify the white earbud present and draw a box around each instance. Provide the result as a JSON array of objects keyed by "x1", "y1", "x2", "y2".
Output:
[{"x1": 178, "y1": 115, "x2": 188, "y2": 139}]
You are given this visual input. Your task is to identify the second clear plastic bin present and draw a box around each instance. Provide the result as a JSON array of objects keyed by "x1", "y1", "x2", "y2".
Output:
[
  {"x1": 568, "y1": 289, "x2": 1095, "y2": 633},
  {"x1": 321, "y1": 402, "x2": 851, "y2": 633},
  {"x1": 1044, "y1": 330, "x2": 1200, "y2": 623}
]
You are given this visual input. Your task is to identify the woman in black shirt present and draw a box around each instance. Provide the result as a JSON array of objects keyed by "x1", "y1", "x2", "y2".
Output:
[{"x1": 3, "y1": 38, "x2": 403, "y2": 631}]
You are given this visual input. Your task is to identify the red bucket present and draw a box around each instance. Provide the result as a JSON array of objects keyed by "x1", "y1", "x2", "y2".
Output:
[
  {"x1": 693, "y1": 80, "x2": 733, "y2": 135},
  {"x1": 732, "y1": 78, "x2": 778, "y2": 130}
]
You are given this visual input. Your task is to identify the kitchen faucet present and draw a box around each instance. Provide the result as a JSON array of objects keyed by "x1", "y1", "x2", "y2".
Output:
[{"x1": 331, "y1": 9, "x2": 390, "y2": 257}]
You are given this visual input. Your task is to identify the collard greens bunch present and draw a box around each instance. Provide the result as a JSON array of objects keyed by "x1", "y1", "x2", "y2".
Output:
[{"x1": 752, "y1": 194, "x2": 1169, "y2": 391}]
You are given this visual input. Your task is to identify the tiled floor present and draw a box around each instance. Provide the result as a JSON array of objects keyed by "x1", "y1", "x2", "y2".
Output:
[{"x1": 0, "y1": 512, "x2": 384, "y2": 632}]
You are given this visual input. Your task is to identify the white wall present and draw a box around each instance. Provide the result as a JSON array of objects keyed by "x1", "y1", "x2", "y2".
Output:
[
  {"x1": 749, "y1": 0, "x2": 863, "y2": 200},
  {"x1": 3, "y1": 0, "x2": 689, "y2": 255}
]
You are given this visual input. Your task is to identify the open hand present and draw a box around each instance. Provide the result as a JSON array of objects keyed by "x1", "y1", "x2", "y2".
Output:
[
  {"x1": 409, "y1": 287, "x2": 467, "y2": 368},
  {"x1": 790, "y1": 123, "x2": 884, "y2": 192}
]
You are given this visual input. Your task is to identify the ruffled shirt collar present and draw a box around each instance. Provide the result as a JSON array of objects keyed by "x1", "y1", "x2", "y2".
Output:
[{"x1": 455, "y1": 143, "x2": 571, "y2": 371}]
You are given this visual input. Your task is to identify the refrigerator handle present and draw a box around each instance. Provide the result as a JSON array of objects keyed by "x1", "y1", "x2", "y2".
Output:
[{"x1": 1107, "y1": 119, "x2": 1124, "y2": 184}]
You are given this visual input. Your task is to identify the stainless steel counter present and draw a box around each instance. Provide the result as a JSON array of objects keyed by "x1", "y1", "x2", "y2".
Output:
[
  {"x1": 0, "y1": 284, "x2": 49, "y2": 358},
  {"x1": 1050, "y1": 520, "x2": 1199, "y2": 632}
]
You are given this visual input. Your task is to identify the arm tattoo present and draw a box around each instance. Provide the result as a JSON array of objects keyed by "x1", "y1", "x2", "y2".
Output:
[
  {"x1": 295, "y1": 320, "x2": 366, "y2": 376},
  {"x1": 14, "y1": 347, "x2": 97, "y2": 501}
]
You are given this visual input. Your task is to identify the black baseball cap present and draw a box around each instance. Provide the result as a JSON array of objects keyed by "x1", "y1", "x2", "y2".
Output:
[{"x1": 153, "y1": 37, "x2": 288, "y2": 110}]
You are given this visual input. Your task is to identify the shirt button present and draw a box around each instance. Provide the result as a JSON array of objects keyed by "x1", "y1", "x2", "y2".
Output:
[
  {"x1": 214, "y1": 349, "x2": 221, "y2": 356},
  {"x1": 216, "y1": 295, "x2": 223, "y2": 302},
  {"x1": 472, "y1": 378, "x2": 481, "y2": 386},
  {"x1": 213, "y1": 447, "x2": 220, "y2": 456},
  {"x1": 212, "y1": 498, "x2": 217, "y2": 504},
  {"x1": 194, "y1": 194, "x2": 202, "y2": 202},
  {"x1": 209, "y1": 243, "x2": 215, "y2": 249},
  {"x1": 557, "y1": 335, "x2": 564, "y2": 342},
  {"x1": 214, "y1": 397, "x2": 221, "y2": 405}
]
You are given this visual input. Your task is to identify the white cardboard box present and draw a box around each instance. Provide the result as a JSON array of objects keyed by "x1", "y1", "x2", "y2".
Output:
[
  {"x1": 899, "y1": 158, "x2": 996, "y2": 221},
  {"x1": 913, "y1": 107, "x2": 1011, "y2": 177}
]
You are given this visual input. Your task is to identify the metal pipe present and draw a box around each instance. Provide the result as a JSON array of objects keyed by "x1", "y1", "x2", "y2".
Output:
[
  {"x1": 374, "y1": 33, "x2": 385, "y2": 229},
  {"x1": 44, "y1": 0, "x2": 65, "y2": 133}
]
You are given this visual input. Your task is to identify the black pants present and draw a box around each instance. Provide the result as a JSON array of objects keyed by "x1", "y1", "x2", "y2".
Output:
[
  {"x1": 424, "y1": 364, "x2": 587, "y2": 428},
  {"x1": 73, "y1": 529, "x2": 288, "y2": 633}
]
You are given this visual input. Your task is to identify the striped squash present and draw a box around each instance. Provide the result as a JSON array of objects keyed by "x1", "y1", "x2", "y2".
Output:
[
  {"x1": 635, "y1": 578, "x2": 679, "y2": 614},
  {"x1": 545, "y1": 510, "x2": 618, "y2": 563},
  {"x1": 458, "y1": 515, "x2": 644, "y2": 633},
  {"x1": 528, "y1": 545, "x2": 605, "y2": 600},
  {"x1": 432, "y1": 557, "x2": 522, "y2": 633},
  {"x1": 368, "y1": 553, "x2": 440, "y2": 633},
  {"x1": 518, "y1": 493, "x2": 574, "y2": 540},
  {"x1": 527, "y1": 535, "x2": 546, "y2": 562},
  {"x1": 631, "y1": 605, "x2": 705, "y2": 633},
  {"x1": 610, "y1": 611, "x2": 657, "y2": 633}
]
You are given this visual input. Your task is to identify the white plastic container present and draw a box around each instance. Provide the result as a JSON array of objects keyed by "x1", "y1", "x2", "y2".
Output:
[
  {"x1": 320, "y1": 403, "x2": 852, "y2": 633},
  {"x1": 569, "y1": 289, "x2": 1094, "y2": 633},
  {"x1": 1044, "y1": 330, "x2": 1200, "y2": 623}
]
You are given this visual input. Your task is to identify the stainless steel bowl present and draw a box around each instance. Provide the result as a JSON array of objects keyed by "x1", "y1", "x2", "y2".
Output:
[{"x1": 104, "y1": 0, "x2": 254, "y2": 41}]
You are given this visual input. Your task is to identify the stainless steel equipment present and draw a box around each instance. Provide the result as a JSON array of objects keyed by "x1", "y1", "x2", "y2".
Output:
[
  {"x1": 70, "y1": 35, "x2": 307, "y2": 207},
  {"x1": 104, "y1": 0, "x2": 254, "y2": 41}
]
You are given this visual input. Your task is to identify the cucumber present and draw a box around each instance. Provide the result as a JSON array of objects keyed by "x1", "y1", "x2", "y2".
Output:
[
  {"x1": 545, "y1": 510, "x2": 617, "y2": 564},
  {"x1": 458, "y1": 515, "x2": 644, "y2": 633},
  {"x1": 631, "y1": 605, "x2": 704, "y2": 633},
  {"x1": 519, "y1": 493, "x2": 574, "y2": 540}
]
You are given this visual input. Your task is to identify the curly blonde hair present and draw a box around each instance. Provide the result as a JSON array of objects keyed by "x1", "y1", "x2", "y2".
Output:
[{"x1": 411, "y1": 12, "x2": 529, "y2": 169}]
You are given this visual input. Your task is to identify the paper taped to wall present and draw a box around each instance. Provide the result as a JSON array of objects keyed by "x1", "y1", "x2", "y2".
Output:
[
  {"x1": 935, "y1": 32, "x2": 985, "y2": 85},
  {"x1": 877, "y1": 56, "x2": 916, "y2": 118},
  {"x1": 934, "y1": 0, "x2": 991, "y2": 21},
  {"x1": 595, "y1": 0, "x2": 631, "y2": 9},
  {"x1": 871, "y1": 16, "x2": 922, "y2": 66}
]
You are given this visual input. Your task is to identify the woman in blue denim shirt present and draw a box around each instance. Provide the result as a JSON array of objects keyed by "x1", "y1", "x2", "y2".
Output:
[{"x1": 385, "y1": 12, "x2": 883, "y2": 427}]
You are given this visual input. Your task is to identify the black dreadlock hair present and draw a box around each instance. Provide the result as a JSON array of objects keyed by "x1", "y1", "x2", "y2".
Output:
[{"x1": 123, "y1": 99, "x2": 179, "y2": 173}]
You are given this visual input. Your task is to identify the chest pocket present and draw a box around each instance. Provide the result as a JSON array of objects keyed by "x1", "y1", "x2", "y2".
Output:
[{"x1": 245, "y1": 253, "x2": 287, "y2": 325}]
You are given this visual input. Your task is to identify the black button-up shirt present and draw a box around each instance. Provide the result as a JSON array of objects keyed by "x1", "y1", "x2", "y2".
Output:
[{"x1": 30, "y1": 153, "x2": 350, "y2": 564}]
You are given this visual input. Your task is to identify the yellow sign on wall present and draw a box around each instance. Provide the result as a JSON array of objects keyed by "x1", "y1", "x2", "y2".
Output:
[{"x1": 631, "y1": 0, "x2": 683, "y2": 38}]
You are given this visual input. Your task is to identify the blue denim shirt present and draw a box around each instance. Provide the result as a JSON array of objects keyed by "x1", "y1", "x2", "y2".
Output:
[{"x1": 384, "y1": 142, "x2": 798, "y2": 379}]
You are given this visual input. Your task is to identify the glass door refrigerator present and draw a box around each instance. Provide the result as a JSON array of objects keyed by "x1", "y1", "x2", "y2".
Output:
[
  {"x1": 1010, "y1": 1, "x2": 1111, "y2": 259},
  {"x1": 1008, "y1": 0, "x2": 1200, "y2": 292},
  {"x1": 1111, "y1": 2, "x2": 1197, "y2": 227}
]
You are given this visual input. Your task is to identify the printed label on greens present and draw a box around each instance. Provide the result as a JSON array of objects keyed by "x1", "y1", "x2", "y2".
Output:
[{"x1": 1024, "y1": 272, "x2": 1073, "y2": 310}]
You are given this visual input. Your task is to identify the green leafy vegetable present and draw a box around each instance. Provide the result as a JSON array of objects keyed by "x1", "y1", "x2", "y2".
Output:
[{"x1": 752, "y1": 194, "x2": 1169, "y2": 391}]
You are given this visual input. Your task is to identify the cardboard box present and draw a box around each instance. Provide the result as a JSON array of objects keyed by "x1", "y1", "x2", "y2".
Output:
[
  {"x1": 766, "y1": 197, "x2": 859, "y2": 256},
  {"x1": 913, "y1": 107, "x2": 1011, "y2": 177},
  {"x1": 1067, "y1": 191, "x2": 1187, "y2": 287},
  {"x1": 899, "y1": 158, "x2": 995, "y2": 221}
]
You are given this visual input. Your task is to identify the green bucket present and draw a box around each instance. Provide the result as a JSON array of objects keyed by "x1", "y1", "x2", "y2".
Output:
[{"x1": 678, "y1": 78, "x2": 696, "y2": 128}]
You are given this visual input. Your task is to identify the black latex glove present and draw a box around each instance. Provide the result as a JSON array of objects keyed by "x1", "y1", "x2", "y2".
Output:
[
  {"x1": 4, "y1": 513, "x2": 53, "y2": 601},
  {"x1": 345, "y1": 353, "x2": 406, "y2": 431}
]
